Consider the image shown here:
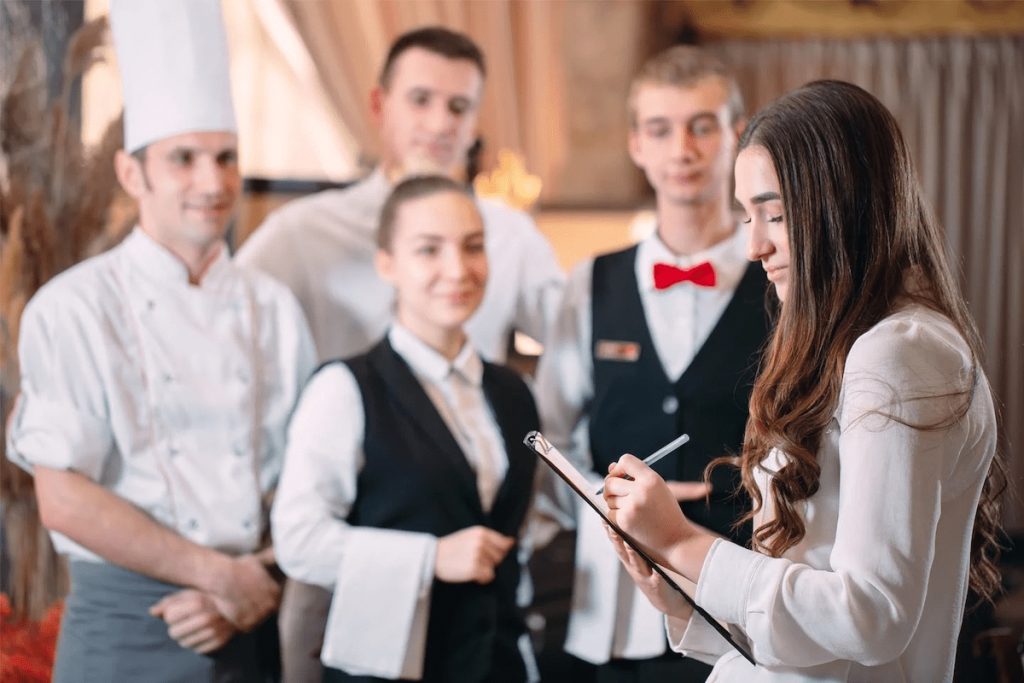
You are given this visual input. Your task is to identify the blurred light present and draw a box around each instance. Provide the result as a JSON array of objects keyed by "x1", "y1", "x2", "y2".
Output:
[{"x1": 474, "y1": 150, "x2": 543, "y2": 211}]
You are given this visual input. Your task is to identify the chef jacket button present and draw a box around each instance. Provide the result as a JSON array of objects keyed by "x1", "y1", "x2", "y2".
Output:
[
  {"x1": 233, "y1": 442, "x2": 247, "y2": 457},
  {"x1": 168, "y1": 442, "x2": 180, "y2": 457},
  {"x1": 242, "y1": 518, "x2": 254, "y2": 530},
  {"x1": 147, "y1": 299, "x2": 156, "y2": 311},
  {"x1": 187, "y1": 519, "x2": 199, "y2": 531},
  {"x1": 236, "y1": 368, "x2": 251, "y2": 384},
  {"x1": 662, "y1": 396, "x2": 679, "y2": 414},
  {"x1": 163, "y1": 372, "x2": 174, "y2": 384}
]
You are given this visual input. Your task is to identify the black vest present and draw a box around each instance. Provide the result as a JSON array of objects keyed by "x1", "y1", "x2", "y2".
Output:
[
  {"x1": 588, "y1": 246, "x2": 770, "y2": 544},
  {"x1": 334, "y1": 338, "x2": 538, "y2": 683}
]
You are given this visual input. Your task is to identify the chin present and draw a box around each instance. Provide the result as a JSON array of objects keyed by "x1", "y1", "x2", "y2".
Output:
[{"x1": 663, "y1": 188, "x2": 708, "y2": 206}]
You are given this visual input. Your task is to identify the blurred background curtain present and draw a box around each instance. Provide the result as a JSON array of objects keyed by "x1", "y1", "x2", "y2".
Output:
[{"x1": 708, "y1": 36, "x2": 1024, "y2": 528}]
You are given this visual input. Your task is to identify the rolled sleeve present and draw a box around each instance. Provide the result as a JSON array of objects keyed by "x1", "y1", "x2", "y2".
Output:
[
  {"x1": 7, "y1": 393, "x2": 111, "y2": 479},
  {"x1": 7, "y1": 297, "x2": 113, "y2": 479}
]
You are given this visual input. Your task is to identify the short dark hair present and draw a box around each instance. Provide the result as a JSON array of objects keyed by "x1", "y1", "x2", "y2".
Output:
[
  {"x1": 377, "y1": 175, "x2": 476, "y2": 251},
  {"x1": 378, "y1": 26, "x2": 486, "y2": 89}
]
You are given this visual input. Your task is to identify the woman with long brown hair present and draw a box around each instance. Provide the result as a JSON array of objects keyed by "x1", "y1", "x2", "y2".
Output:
[{"x1": 601, "y1": 80, "x2": 1004, "y2": 681}]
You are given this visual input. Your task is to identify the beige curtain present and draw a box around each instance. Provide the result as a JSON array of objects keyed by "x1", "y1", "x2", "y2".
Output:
[
  {"x1": 709, "y1": 36, "x2": 1024, "y2": 529},
  {"x1": 275, "y1": 0, "x2": 567, "y2": 197}
]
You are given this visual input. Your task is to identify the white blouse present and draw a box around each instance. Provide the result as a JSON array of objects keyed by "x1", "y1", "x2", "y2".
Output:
[
  {"x1": 7, "y1": 228, "x2": 316, "y2": 560},
  {"x1": 271, "y1": 325, "x2": 512, "y2": 680},
  {"x1": 667, "y1": 305, "x2": 997, "y2": 682}
]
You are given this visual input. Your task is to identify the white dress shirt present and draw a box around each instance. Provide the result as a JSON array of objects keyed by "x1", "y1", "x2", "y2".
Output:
[
  {"x1": 7, "y1": 227, "x2": 316, "y2": 561},
  {"x1": 666, "y1": 305, "x2": 997, "y2": 682},
  {"x1": 532, "y1": 226, "x2": 750, "y2": 663},
  {"x1": 236, "y1": 169, "x2": 565, "y2": 363},
  {"x1": 271, "y1": 325, "x2": 512, "y2": 680}
]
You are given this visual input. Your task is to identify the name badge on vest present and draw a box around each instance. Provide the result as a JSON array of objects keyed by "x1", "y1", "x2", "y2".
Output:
[{"x1": 594, "y1": 339, "x2": 641, "y2": 362}]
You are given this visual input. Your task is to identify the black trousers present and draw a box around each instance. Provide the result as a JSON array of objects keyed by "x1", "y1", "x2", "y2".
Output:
[{"x1": 595, "y1": 651, "x2": 712, "y2": 683}]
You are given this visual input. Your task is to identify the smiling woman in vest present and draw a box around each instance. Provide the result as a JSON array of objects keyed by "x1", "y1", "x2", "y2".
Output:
[
  {"x1": 600, "y1": 81, "x2": 1004, "y2": 682},
  {"x1": 272, "y1": 175, "x2": 539, "y2": 682}
]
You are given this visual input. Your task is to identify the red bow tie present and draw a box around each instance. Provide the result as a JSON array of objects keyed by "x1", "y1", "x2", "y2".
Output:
[{"x1": 653, "y1": 261, "x2": 717, "y2": 290}]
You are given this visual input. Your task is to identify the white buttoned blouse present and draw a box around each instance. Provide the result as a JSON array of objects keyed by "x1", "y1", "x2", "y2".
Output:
[
  {"x1": 667, "y1": 306, "x2": 997, "y2": 682},
  {"x1": 8, "y1": 228, "x2": 317, "y2": 561}
]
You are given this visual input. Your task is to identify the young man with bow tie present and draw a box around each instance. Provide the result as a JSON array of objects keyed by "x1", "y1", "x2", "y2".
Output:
[{"x1": 534, "y1": 46, "x2": 770, "y2": 683}]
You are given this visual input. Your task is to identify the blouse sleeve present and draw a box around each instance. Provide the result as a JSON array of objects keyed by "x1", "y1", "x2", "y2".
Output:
[
  {"x1": 6, "y1": 291, "x2": 113, "y2": 480},
  {"x1": 690, "y1": 313, "x2": 979, "y2": 668},
  {"x1": 271, "y1": 364, "x2": 437, "y2": 680}
]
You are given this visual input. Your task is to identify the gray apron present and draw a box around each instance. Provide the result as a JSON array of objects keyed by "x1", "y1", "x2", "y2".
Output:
[{"x1": 52, "y1": 561, "x2": 271, "y2": 682}]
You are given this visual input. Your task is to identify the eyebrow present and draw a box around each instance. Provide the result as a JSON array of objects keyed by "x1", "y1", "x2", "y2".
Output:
[
  {"x1": 751, "y1": 192, "x2": 782, "y2": 204},
  {"x1": 407, "y1": 86, "x2": 476, "y2": 102},
  {"x1": 409, "y1": 230, "x2": 485, "y2": 241},
  {"x1": 166, "y1": 146, "x2": 235, "y2": 156},
  {"x1": 641, "y1": 111, "x2": 718, "y2": 126}
]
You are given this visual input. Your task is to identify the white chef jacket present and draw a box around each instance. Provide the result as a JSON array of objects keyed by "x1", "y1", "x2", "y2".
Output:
[
  {"x1": 236, "y1": 168, "x2": 565, "y2": 363},
  {"x1": 7, "y1": 227, "x2": 317, "y2": 561},
  {"x1": 666, "y1": 305, "x2": 996, "y2": 682},
  {"x1": 271, "y1": 324, "x2": 515, "y2": 680},
  {"x1": 532, "y1": 226, "x2": 750, "y2": 663}
]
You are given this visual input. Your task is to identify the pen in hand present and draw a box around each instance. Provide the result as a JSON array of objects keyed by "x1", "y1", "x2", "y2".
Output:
[{"x1": 595, "y1": 433, "x2": 690, "y2": 495}]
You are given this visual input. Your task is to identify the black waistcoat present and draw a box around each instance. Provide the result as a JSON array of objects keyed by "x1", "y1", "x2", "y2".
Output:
[
  {"x1": 588, "y1": 246, "x2": 770, "y2": 543},
  {"x1": 335, "y1": 338, "x2": 538, "y2": 683}
]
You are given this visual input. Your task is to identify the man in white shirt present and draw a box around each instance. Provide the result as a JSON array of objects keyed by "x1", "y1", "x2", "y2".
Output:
[
  {"x1": 5, "y1": 2, "x2": 315, "y2": 680},
  {"x1": 534, "y1": 46, "x2": 770, "y2": 682},
  {"x1": 236, "y1": 26, "x2": 564, "y2": 364},
  {"x1": 236, "y1": 26, "x2": 564, "y2": 681}
]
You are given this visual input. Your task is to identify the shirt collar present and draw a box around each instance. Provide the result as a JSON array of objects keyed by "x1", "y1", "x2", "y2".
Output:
[
  {"x1": 122, "y1": 227, "x2": 231, "y2": 288},
  {"x1": 388, "y1": 323, "x2": 483, "y2": 387},
  {"x1": 636, "y1": 224, "x2": 750, "y2": 292}
]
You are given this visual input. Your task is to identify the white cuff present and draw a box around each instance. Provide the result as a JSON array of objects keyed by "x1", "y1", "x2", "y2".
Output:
[
  {"x1": 666, "y1": 614, "x2": 727, "y2": 667},
  {"x1": 695, "y1": 538, "x2": 768, "y2": 629}
]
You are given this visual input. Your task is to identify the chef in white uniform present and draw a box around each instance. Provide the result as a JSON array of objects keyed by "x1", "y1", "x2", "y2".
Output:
[{"x1": 5, "y1": 1, "x2": 316, "y2": 680}]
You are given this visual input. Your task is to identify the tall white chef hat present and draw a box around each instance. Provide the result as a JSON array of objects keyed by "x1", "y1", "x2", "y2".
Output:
[{"x1": 110, "y1": 0, "x2": 237, "y2": 153}]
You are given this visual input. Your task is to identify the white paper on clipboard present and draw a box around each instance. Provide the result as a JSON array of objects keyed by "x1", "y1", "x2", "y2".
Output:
[{"x1": 522, "y1": 430, "x2": 756, "y2": 666}]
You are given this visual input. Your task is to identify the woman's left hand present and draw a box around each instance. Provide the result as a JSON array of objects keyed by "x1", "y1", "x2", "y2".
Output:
[
  {"x1": 602, "y1": 454, "x2": 714, "y2": 577},
  {"x1": 604, "y1": 521, "x2": 693, "y2": 620}
]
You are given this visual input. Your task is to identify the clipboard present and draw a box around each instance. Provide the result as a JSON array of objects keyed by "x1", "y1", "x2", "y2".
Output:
[{"x1": 523, "y1": 430, "x2": 756, "y2": 666}]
